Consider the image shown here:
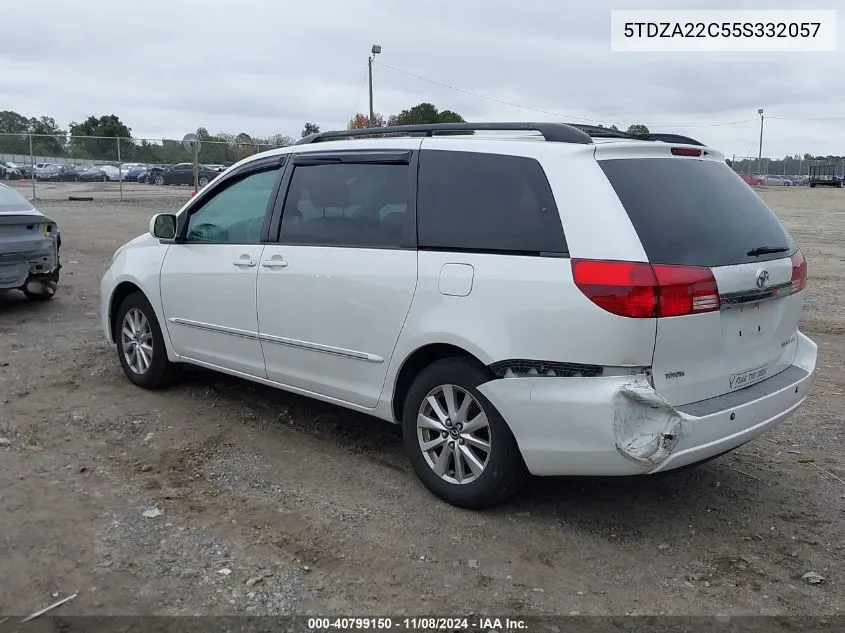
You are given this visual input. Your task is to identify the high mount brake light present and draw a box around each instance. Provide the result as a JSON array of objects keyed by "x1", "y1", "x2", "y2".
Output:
[
  {"x1": 571, "y1": 259, "x2": 721, "y2": 319},
  {"x1": 671, "y1": 147, "x2": 702, "y2": 157}
]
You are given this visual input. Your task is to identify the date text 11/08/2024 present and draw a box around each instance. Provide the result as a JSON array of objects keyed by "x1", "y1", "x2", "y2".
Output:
[{"x1": 307, "y1": 617, "x2": 529, "y2": 631}]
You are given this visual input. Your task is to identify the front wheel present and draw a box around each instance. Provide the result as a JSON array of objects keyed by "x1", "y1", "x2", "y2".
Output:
[
  {"x1": 115, "y1": 292, "x2": 181, "y2": 389},
  {"x1": 402, "y1": 358, "x2": 528, "y2": 509}
]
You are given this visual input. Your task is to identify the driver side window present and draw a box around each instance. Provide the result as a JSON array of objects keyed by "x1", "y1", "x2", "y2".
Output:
[{"x1": 186, "y1": 168, "x2": 281, "y2": 243}]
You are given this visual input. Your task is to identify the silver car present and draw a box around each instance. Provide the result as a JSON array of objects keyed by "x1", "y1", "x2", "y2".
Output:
[
  {"x1": 762, "y1": 175, "x2": 792, "y2": 186},
  {"x1": 0, "y1": 184, "x2": 61, "y2": 300}
]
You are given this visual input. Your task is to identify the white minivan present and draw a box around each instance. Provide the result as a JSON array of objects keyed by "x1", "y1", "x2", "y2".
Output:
[{"x1": 100, "y1": 122, "x2": 817, "y2": 508}]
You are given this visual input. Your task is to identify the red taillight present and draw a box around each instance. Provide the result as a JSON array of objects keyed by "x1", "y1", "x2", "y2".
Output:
[
  {"x1": 671, "y1": 147, "x2": 702, "y2": 157},
  {"x1": 790, "y1": 249, "x2": 807, "y2": 293},
  {"x1": 571, "y1": 259, "x2": 720, "y2": 319}
]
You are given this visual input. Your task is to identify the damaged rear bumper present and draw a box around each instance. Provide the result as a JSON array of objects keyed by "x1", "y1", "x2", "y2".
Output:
[
  {"x1": 0, "y1": 238, "x2": 60, "y2": 293},
  {"x1": 476, "y1": 331, "x2": 818, "y2": 477}
]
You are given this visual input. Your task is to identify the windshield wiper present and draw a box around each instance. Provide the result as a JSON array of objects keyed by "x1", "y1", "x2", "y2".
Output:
[{"x1": 747, "y1": 245, "x2": 790, "y2": 257}]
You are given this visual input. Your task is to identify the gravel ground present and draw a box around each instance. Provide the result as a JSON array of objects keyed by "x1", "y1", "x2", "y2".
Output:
[{"x1": 0, "y1": 183, "x2": 843, "y2": 619}]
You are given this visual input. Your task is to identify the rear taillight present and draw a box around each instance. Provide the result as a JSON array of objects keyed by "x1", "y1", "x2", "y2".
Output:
[
  {"x1": 790, "y1": 249, "x2": 807, "y2": 293},
  {"x1": 571, "y1": 259, "x2": 720, "y2": 319}
]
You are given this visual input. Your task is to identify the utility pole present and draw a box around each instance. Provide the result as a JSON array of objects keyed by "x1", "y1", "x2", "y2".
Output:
[
  {"x1": 757, "y1": 108, "x2": 764, "y2": 174},
  {"x1": 368, "y1": 44, "x2": 381, "y2": 125}
]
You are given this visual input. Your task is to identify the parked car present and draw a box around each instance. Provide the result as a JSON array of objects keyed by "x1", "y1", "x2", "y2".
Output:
[
  {"x1": 122, "y1": 164, "x2": 147, "y2": 181},
  {"x1": 36, "y1": 164, "x2": 79, "y2": 182},
  {"x1": 100, "y1": 121, "x2": 817, "y2": 508},
  {"x1": 95, "y1": 165, "x2": 121, "y2": 181},
  {"x1": 34, "y1": 163, "x2": 57, "y2": 178},
  {"x1": 740, "y1": 174, "x2": 763, "y2": 186},
  {"x1": 205, "y1": 164, "x2": 226, "y2": 172},
  {"x1": 151, "y1": 162, "x2": 218, "y2": 186},
  {"x1": 142, "y1": 164, "x2": 170, "y2": 184},
  {"x1": 77, "y1": 166, "x2": 110, "y2": 182},
  {"x1": 0, "y1": 183, "x2": 61, "y2": 300},
  {"x1": 1, "y1": 162, "x2": 23, "y2": 180},
  {"x1": 761, "y1": 175, "x2": 791, "y2": 186}
]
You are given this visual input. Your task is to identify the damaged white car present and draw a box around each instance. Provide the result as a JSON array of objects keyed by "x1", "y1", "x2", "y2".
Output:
[
  {"x1": 100, "y1": 122, "x2": 817, "y2": 509},
  {"x1": 0, "y1": 184, "x2": 61, "y2": 301}
]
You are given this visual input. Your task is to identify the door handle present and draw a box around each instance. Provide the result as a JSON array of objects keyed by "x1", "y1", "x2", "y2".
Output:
[
  {"x1": 233, "y1": 256, "x2": 257, "y2": 268},
  {"x1": 261, "y1": 256, "x2": 288, "y2": 269}
]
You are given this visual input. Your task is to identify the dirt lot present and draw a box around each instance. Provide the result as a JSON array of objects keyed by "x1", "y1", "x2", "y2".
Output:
[{"x1": 1, "y1": 183, "x2": 843, "y2": 618}]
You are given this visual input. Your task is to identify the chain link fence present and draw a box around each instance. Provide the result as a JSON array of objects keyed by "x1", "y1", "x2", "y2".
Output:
[
  {"x1": 730, "y1": 155, "x2": 845, "y2": 179},
  {"x1": 0, "y1": 133, "x2": 293, "y2": 200},
  {"x1": 1, "y1": 131, "x2": 843, "y2": 199}
]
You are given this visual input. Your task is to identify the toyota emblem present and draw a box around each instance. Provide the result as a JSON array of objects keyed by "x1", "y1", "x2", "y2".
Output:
[{"x1": 756, "y1": 270, "x2": 770, "y2": 289}]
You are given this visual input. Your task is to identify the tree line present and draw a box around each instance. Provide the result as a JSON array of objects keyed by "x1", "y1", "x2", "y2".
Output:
[{"x1": 2, "y1": 108, "x2": 841, "y2": 169}]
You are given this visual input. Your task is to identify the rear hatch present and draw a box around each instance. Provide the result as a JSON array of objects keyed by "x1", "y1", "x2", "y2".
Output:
[{"x1": 595, "y1": 144, "x2": 806, "y2": 407}]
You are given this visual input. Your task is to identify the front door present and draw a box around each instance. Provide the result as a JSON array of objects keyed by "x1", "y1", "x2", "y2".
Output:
[
  {"x1": 159, "y1": 164, "x2": 284, "y2": 377},
  {"x1": 257, "y1": 149, "x2": 419, "y2": 407}
]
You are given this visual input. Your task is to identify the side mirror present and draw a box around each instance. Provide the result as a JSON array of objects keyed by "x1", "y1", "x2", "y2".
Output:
[{"x1": 150, "y1": 213, "x2": 177, "y2": 240}]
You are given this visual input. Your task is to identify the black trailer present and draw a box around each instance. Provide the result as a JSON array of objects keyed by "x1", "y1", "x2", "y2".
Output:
[{"x1": 808, "y1": 164, "x2": 844, "y2": 188}]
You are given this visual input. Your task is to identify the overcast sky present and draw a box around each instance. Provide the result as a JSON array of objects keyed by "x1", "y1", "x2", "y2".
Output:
[{"x1": 1, "y1": 0, "x2": 843, "y2": 158}]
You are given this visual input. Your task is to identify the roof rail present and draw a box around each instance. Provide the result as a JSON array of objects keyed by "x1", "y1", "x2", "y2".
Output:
[
  {"x1": 568, "y1": 125, "x2": 706, "y2": 147},
  {"x1": 294, "y1": 122, "x2": 594, "y2": 145},
  {"x1": 631, "y1": 132, "x2": 706, "y2": 147},
  {"x1": 568, "y1": 124, "x2": 634, "y2": 139}
]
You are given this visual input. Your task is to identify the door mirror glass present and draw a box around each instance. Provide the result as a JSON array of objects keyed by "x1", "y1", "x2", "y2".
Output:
[{"x1": 150, "y1": 213, "x2": 177, "y2": 240}]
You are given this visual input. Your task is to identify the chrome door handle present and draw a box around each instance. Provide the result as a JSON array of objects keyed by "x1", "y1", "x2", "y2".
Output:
[
  {"x1": 233, "y1": 258, "x2": 257, "y2": 268},
  {"x1": 261, "y1": 257, "x2": 288, "y2": 269}
]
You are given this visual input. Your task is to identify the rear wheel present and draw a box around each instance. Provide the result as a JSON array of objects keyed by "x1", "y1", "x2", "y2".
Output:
[
  {"x1": 198, "y1": 176, "x2": 209, "y2": 187},
  {"x1": 402, "y1": 358, "x2": 528, "y2": 508},
  {"x1": 115, "y1": 292, "x2": 181, "y2": 389}
]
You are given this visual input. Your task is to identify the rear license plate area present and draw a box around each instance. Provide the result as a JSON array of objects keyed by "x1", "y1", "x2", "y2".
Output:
[{"x1": 729, "y1": 365, "x2": 768, "y2": 391}]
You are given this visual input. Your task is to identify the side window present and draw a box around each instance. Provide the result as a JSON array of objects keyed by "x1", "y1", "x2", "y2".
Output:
[
  {"x1": 279, "y1": 162, "x2": 411, "y2": 248},
  {"x1": 185, "y1": 168, "x2": 280, "y2": 243},
  {"x1": 417, "y1": 150, "x2": 567, "y2": 255}
]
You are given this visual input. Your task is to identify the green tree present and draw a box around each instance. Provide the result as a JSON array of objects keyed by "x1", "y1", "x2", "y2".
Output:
[
  {"x1": 388, "y1": 102, "x2": 466, "y2": 126},
  {"x1": 626, "y1": 124, "x2": 650, "y2": 135},
  {"x1": 0, "y1": 111, "x2": 66, "y2": 156},
  {"x1": 301, "y1": 122, "x2": 320, "y2": 137},
  {"x1": 69, "y1": 114, "x2": 132, "y2": 161}
]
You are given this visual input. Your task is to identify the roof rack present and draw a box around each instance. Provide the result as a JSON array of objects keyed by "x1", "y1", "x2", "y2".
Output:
[
  {"x1": 630, "y1": 132, "x2": 705, "y2": 147},
  {"x1": 294, "y1": 122, "x2": 705, "y2": 148},
  {"x1": 295, "y1": 122, "x2": 593, "y2": 145},
  {"x1": 568, "y1": 125, "x2": 706, "y2": 147}
]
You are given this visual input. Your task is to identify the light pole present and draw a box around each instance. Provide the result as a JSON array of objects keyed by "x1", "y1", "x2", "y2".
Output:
[
  {"x1": 368, "y1": 44, "x2": 381, "y2": 126},
  {"x1": 757, "y1": 108, "x2": 764, "y2": 174}
]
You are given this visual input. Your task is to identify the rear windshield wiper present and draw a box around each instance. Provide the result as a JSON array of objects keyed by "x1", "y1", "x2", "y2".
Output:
[{"x1": 747, "y1": 245, "x2": 790, "y2": 257}]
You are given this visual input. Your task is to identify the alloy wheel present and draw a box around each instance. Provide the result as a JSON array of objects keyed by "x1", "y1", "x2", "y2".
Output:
[
  {"x1": 121, "y1": 308, "x2": 154, "y2": 375},
  {"x1": 417, "y1": 384, "x2": 492, "y2": 485}
]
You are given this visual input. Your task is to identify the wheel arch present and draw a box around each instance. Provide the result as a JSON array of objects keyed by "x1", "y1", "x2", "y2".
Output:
[
  {"x1": 390, "y1": 342, "x2": 496, "y2": 423},
  {"x1": 109, "y1": 281, "x2": 145, "y2": 342}
]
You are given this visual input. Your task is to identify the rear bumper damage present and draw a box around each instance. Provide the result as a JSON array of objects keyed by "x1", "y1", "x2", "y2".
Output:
[
  {"x1": 476, "y1": 331, "x2": 817, "y2": 476},
  {"x1": 0, "y1": 236, "x2": 61, "y2": 295}
]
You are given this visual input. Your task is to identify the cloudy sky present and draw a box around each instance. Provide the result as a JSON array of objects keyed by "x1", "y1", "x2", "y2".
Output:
[{"x1": 1, "y1": 0, "x2": 843, "y2": 158}]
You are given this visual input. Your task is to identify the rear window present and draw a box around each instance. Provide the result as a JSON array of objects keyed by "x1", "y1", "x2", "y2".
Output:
[
  {"x1": 0, "y1": 186, "x2": 33, "y2": 212},
  {"x1": 599, "y1": 158, "x2": 795, "y2": 267},
  {"x1": 417, "y1": 150, "x2": 567, "y2": 255}
]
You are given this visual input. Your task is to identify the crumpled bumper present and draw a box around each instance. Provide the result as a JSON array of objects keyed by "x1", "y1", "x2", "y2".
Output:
[
  {"x1": 476, "y1": 332, "x2": 817, "y2": 477},
  {"x1": 0, "y1": 236, "x2": 60, "y2": 292}
]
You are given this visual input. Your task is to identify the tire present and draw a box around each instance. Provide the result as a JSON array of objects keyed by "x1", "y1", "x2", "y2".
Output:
[
  {"x1": 198, "y1": 176, "x2": 209, "y2": 187},
  {"x1": 114, "y1": 291, "x2": 181, "y2": 389},
  {"x1": 402, "y1": 357, "x2": 528, "y2": 509},
  {"x1": 23, "y1": 286, "x2": 56, "y2": 301},
  {"x1": 153, "y1": 174, "x2": 165, "y2": 186}
]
